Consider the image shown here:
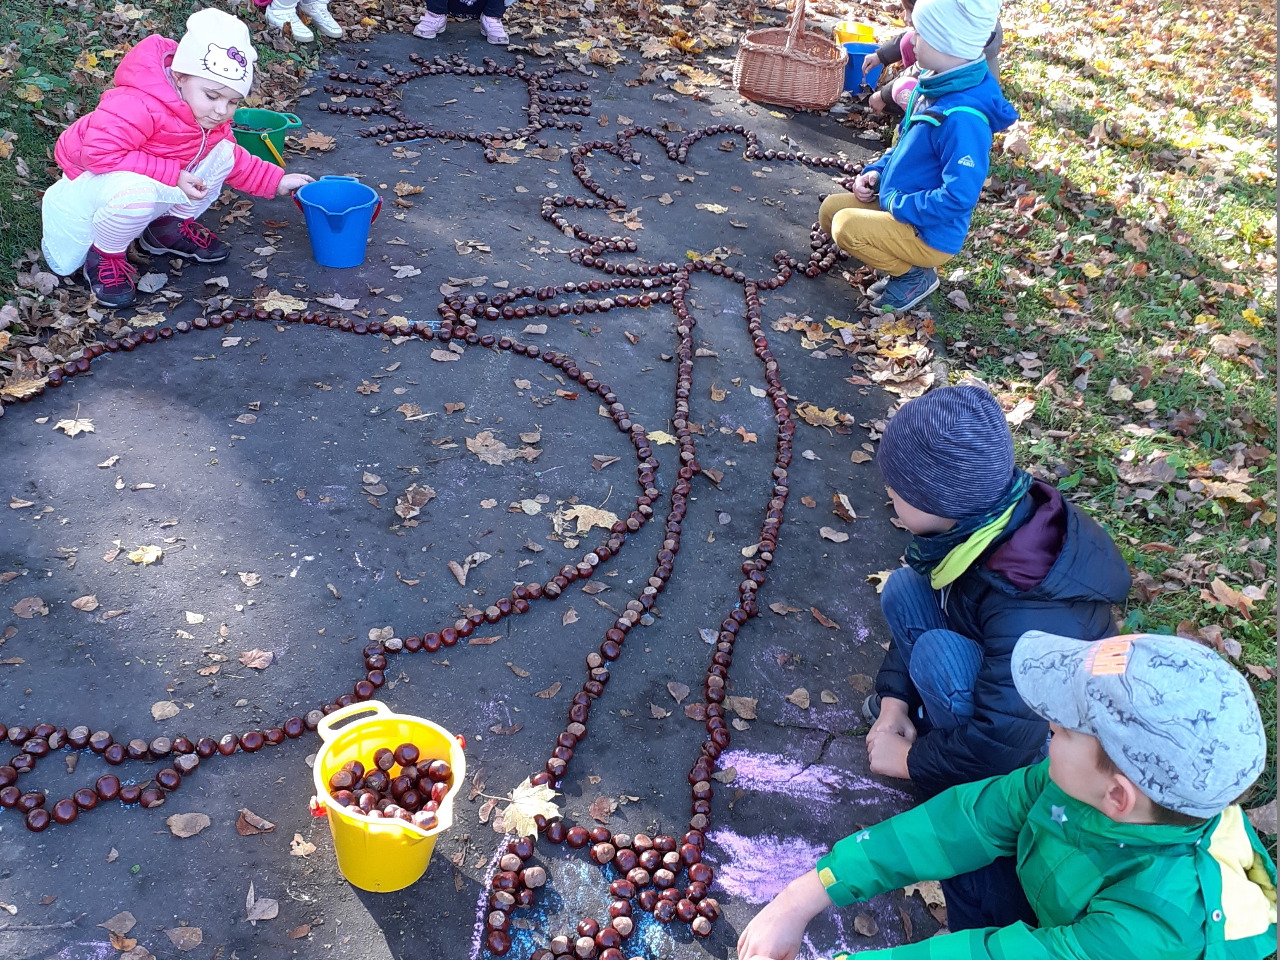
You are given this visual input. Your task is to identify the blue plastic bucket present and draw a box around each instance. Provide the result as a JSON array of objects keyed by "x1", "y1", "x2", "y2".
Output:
[
  {"x1": 843, "y1": 42, "x2": 882, "y2": 93},
  {"x1": 293, "y1": 176, "x2": 383, "y2": 269}
]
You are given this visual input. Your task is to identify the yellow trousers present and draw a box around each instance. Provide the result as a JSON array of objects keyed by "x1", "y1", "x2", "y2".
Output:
[{"x1": 818, "y1": 194, "x2": 952, "y2": 277}]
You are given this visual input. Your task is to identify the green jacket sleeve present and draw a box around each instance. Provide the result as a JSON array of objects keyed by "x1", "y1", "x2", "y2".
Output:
[
  {"x1": 846, "y1": 893, "x2": 1200, "y2": 960},
  {"x1": 816, "y1": 762, "x2": 1046, "y2": 907}
]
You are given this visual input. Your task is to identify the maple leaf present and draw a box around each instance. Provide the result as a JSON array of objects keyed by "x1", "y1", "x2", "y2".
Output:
[
  {"x1": 796, "y1": 402, "x2": 841, "y2": 428},
  {"x1": 466, "y1": 431, "x2": 542, "y2": 466},
  {"x1": 55, "y1": 416, "x2": 95, "y2": 437},
  {"x1": 502, "y1": 776, "x2": 560, "y2": 838},
  {"x1": 293, "y1": 131, "x2": 336, "y2": 152},
  {"x1": 558, "y1": 504, "x2": 621, "y2": 535}
]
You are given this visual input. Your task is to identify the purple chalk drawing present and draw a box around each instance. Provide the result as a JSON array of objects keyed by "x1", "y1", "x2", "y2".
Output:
[
  {"x1": 48, "y1": 944, "x2": 118, "y2": 960},
  {"x1": 719, "y1": 748, "x2": 913, "y2": 812},
  {"x1": 470, "y1": 836, "x2": 509, "y2": 960},
  {"x1": 707, "y1": 827, "x2": 830, "y2": 904}
]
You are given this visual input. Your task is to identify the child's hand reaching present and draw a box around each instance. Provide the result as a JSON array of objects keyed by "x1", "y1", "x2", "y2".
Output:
[
  {"x1": 278, "y1": 173, "x2": 315, "y2": 196},
  {"x1": 869, "y1": 90, "x2": 886, "y2": 114},
  {"x1": 178, "y1": 170, "x2": 209, "y2": 202},
  {"x1": 867, "y1": 696, "x2": 915, "y2": 779},
  {"x1": 737, "y1": 870, "x2": 834, "y2": 960},
  {"x1": 852, "y1": 171, "x2": 880, "y2": 202},
  {"x1": 861, "y1": 51, "x2": 883, "y2": 78}
]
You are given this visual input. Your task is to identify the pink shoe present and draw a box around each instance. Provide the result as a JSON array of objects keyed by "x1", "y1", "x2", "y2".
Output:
[
  {"x1": 480, "y1": 15, "x2": 508, "y2": 44},
  {"x1": 413, "y1": 11, "x2": 446, "y2": 37}
]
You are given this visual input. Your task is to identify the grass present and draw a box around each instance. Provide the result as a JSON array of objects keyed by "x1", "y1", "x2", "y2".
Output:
[{"x1": 931, "y1": 0, "x2": 1277, "y2": 809}]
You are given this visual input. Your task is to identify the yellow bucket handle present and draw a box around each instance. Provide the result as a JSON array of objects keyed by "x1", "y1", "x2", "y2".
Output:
[
  {"x1": 261, "y1": 133, "x2": 287, "y2": 167},
  {"x1": 317, "y1": 699, "x2": 392, "y2": 743}
]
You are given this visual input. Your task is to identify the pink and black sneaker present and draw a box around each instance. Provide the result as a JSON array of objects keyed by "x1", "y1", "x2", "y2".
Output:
[
  {"x1": 82, "y1": 246, "x2": 138, "y2": 309},
  {"x1": 139, "y1": 216, "x2": 231, "y2": 264}
]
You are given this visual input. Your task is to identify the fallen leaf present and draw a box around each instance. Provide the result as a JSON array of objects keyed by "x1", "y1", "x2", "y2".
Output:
[
  {"x1": 290, "y1": 834, "x2": 316, "y2": 857},
  {"x1": 9, "y1": 497, "x2": 33, "y2": 509},
  {"x1": 238, "y1": 572, "x2": 262, "y2": 588},
  {"x1": 507, "y1": 662, "x2": 530, "y2": 678},
  {"x1": 447, "y1": 551, "x2": 491, "y2": 587},
  {"x1": 55, "y1": 416, "x2": 95, "y2": 437},
  {"x1": 797, "y1": 403, "x2": 841, "y2": 428},
  {"x1": 445, "y1": 402, "x2": 466, "y2": 414},
  {"x1": 12, "y1": 596, "x2": 48, "y2": 618},
  {"x1": 866, "y1": 570, "x2": 895, "y2": 594},
  {"x1": 589, "y1": 795, "x2": 617, "y2": 824},
  {"x1": 786, "y1": 687, "x2": 811, "y2": 710},
  {"x1": 502, "y1": 776, "x2": 560, "y2": 838},
  {"x1": 696, "y1": 203, "x2": 728, "y2": 214},
  {"x1": 558, "y1": 504, "x2": 621, "y2": 535},
  {"x1": 736, "y1": 426, "x2": 757, "y2": 443},
  {"x1": 1246, "y1": 800, "x2": 1277, "y2": 836},
  {"x1": 128, "y1": 545, "x2": 163, "y2": 565},
  {"x1": 468, "y1": 635, "x2": 501, "y2": 646},
  {"x1": 725, "y1": 696, "x2": 757, "y2": 720},
  {"x1": 294, "y1": 130, "x2": 336, "y2": 152},
  {"x1": 650, "y1": 702, "x2": 671, "y2": 719},
  {"x1": 245, "y1": 882, "x2": 279, "y2": 925},
  {"x1": 185, "y1": 611, "x2": 205, "y2": 625},
  {"x1": 466, "y1": 431, "x2": 542, "y2": 466},
  {"x1": 165, "y1": 927, "x2": 203, "y2": 951},
  {"x1": 239, "y1": 649, "x2": 274, "y2": 670},
  {"x1": 166, "y1": 812, "x2": 211, "y2": 838},
  {"x1": 711, "y1": 766, "x2": 737, "y2": 784},
  {"x1": 820, "y1": 690, "x2": 839, "y2": 704},
  {"x1": 316, "y1": 293, "x2": 358, "y2": 311},
  {"x1": 151, "y1": 700, "x2": 180, "y2": 721},
  {"x1": 769, "y1": 602, "x2": 804, "y2": 616},
  {"x1": 396, "y1": 483, "x2": 437, "y2": 519},
  {"x1": 99, "y1": 912, "x2": 137, "y2": 936},
  {"x1": 811, "y1": 607, "x2": 839, "y2": 629},
  {"x1": 289, "y1": 925, "x2": 311, "y2": 939},
  {"x1": 236, "y1": 808, "x2": 276, "y2": 836},
  {"x1": 535, "y1": 681, "x2": 562, "y2": 699},
  {"x1": 820, "y1": 527, "x2": 849, "y2": 543},
  {"x1": 854, "y1": 913, "x2": 879, "y2": 937},
  {"x1": 648, "y1": 430, "x2": 677, "y2": 445},
  {"x1": 849, "y1": 450, "x2": 873, "y2": 464}
]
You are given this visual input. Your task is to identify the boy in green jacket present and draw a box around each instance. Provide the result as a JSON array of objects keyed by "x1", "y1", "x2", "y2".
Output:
[{"x1": 737, "y1": 631, "x2": 1276, "y2": 960}]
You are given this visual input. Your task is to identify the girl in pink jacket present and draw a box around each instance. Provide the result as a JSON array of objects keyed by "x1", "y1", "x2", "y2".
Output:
[{"x1": 41, "y1": 8, "x2": 314, "y2": 308}]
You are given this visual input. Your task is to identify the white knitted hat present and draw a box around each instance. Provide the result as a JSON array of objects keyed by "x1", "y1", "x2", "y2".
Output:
[
  {"x1": 912, "y1": 0, "x2": 999, "y2": 63},
  {"x1": 171, "y1": 8, "x2": 256, "y2": 98}
]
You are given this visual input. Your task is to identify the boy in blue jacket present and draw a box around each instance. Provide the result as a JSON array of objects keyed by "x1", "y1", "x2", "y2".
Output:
[{"x1": 819, "y1": 0, "x2": 1017, "y2": 313}]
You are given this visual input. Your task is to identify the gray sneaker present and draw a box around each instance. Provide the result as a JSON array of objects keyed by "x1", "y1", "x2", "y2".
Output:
[
  {"x1": 872, "y1": 266, "x2": 939, "y2": 314},
  {"x1": 862, "y1": 693, "x2": 881, "y2": 722}
]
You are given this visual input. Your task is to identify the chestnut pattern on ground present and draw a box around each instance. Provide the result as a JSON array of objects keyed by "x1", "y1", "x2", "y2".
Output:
[{"x1": 0, "y1": 52, "x2": 871, "y2": 960}]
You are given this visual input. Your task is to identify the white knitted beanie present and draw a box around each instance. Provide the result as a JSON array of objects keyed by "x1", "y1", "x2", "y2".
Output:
[
  {"x1": 171, "y1": 8, "x2": 256, "y2": 98},
  {"x1": 912, "y1": 0, "x2": 999, "y2": 62}
]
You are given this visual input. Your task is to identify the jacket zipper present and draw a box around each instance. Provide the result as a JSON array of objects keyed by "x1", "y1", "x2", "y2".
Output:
[{"x1": 187, "y1": 128, "x2": 209, "y2": 173}]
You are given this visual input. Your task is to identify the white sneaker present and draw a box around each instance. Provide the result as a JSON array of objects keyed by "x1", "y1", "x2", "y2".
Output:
[
  {"x1": 867, "y1": 274, "x2": 890, "y2": 300},
  {"x1": 413, "y1": 11, "x2": 447, "y2": 37},
  {"x1": 480, "y1": 15, "x2": 509, "y2": 44},
  {"x1": 265, "y1": 1, "x2": 314, "y2": 41},
  {"x1": 299, "y1": 0, "x2": 344, "y2": 37}
]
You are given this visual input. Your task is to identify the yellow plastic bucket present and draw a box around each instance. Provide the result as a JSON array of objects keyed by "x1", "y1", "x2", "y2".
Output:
[
  {"x1": 834, "y1": 21, "x2": 876, "y2": 44},
  {"x1": 312, "y1": 700, "x2": 467, "y2": 892}
]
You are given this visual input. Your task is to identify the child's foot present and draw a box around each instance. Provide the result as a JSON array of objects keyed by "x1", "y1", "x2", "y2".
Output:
[
  {"x1": 480, "y1": 15, "x2": 509, "y2": 44},
  {"x1": 82, "y1": 246, "x2": 138, "y2": 309},
  {"x1": 867, "y1": 274, "x2": 891, "y2": 300},
  {"x1": 872, "y1": 266, "x2": 939, "y2": 314},
  {"x1": 266, "y1": 1, "x2": 315, "y2": 42},
  {"x1": 299, "y1": 0, "x2": 344, "y2": 38},
  {"x1": 862, "y1": 693, "x2": 881, "y2": 722},
  {"x1": 140, "y1": 217, "x2": 231, "y2": 264},
  {"x1": 413, "y1": 11, "x2": 447, "y2": 38}
]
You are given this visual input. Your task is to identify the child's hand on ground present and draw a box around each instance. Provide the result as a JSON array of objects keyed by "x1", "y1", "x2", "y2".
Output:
[
  {"x1": 852, "y1": 171, "x2": 880, "y2": 202},
  {"x1": 277, "y1": 173, "x2": 315, "y2": 196},
  {"x1": 868, "y1": 729, "x2": 912, "y2": 779},
  {"x1": 867, "y1": 696, "x2": 915, "y2": 744},
  {"x1": 869, "y1": 90, "x2": 886, "y2": 114},
  {"x1": 177, "y1": 171, "x2": 209, "y2": 202},
  {"x1": 737, "y1": 870, "x2": 834, "y2": 960}
]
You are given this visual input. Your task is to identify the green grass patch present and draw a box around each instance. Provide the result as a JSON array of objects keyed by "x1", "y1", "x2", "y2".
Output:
[{"x1": 932, "y1": 0, "x2": 1277, "y2": 813}]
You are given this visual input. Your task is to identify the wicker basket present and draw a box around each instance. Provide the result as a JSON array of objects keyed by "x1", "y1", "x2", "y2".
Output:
[{"x1": 733, "y1": 0, "x2": 849, "y2": 111}]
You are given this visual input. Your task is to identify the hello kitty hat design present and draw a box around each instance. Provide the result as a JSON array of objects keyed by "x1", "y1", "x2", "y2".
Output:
[{"x1": 171, "y1": 7, "x2": 257, "y2": 98}]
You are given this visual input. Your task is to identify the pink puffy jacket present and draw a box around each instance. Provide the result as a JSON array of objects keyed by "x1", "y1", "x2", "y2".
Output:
[{"x1": 55, "y1": 35, "x2": 283, "y2": 198}]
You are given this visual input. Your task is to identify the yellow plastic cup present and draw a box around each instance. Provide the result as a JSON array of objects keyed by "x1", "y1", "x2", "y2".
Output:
[
  {"x1": 312, "y1": 700, "x2": 467, "y2": 892},
  {"x1": 834, "y1": 21, "x2": 876, "y2": 44}
]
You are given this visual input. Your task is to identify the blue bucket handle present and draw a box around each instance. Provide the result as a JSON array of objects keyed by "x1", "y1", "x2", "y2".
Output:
[{"x1": 293, "y1": 175, "x2": 382, "y2": 230}]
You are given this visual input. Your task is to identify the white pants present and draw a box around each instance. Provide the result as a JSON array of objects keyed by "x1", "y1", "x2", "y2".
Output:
[{"x1": 41, "y1": 140, "x2": 236, "y2": 276}]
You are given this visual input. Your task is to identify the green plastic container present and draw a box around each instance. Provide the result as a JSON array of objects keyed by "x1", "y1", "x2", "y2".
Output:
[{"x1": 231, "y1": 108, "x2": 301, "y2": 167}]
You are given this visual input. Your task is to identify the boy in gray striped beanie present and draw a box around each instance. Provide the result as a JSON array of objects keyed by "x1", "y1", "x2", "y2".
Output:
[{"x1": 863, "y1": 384, "x2": 1130, "y2": 931}]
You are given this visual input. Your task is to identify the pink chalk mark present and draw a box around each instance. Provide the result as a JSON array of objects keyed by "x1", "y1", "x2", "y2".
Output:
[
  {"x1": 719, "y1": 749, "x2": 914, "y2": 809},
  {"x1": 707, "y1": 827, "x2": 829, "y2": 904}
]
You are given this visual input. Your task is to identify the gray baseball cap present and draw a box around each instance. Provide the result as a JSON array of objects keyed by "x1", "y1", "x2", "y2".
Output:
[{"x1": 1012, "y1": 631, "x2": 1266, "y2": 818}]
